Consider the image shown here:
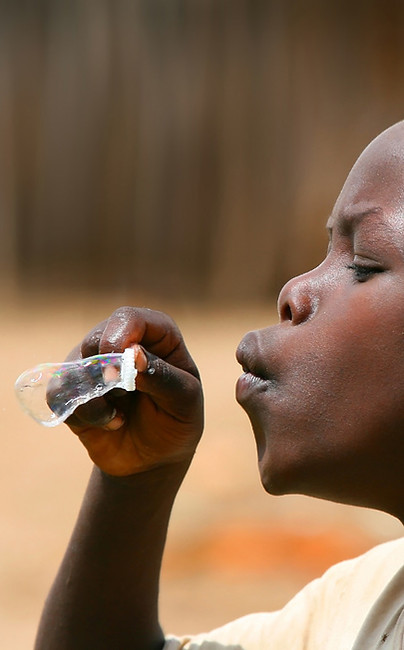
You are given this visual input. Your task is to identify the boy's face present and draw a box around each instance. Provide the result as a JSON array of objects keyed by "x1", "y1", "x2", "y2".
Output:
[{"x1": 236, "y1": 121, "x2": 404, "y2": 518}]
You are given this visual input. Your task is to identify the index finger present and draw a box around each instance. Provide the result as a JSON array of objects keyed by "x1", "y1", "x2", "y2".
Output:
[{"x1": 99, "y1": 307, "x2": 199, "y2": 378}]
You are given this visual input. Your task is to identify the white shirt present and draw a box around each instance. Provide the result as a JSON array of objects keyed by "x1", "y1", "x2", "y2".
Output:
[{"x1": 164, "y1": 537, "x2": 404, "y2": 650}]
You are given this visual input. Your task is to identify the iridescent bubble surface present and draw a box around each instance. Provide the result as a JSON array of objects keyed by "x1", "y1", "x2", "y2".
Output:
[{"x1": 14, "y1": 349, "x2": 137, "y2": 427}]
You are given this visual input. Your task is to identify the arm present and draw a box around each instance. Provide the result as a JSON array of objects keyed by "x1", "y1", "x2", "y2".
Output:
[{"x1": 34, "y1": 307, "x2": 204, "y2": 650}]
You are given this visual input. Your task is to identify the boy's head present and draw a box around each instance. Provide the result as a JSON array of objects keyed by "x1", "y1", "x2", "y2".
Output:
[{"x1": 237, "y1": 121, "x2": 404, "y2": 520}]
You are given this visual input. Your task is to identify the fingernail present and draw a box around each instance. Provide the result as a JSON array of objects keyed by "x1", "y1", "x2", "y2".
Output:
[
  {"x1": 104, "y1": 413, "x2": 125, "y2": 431},
  {"x1": 133, "y1": 345, "x2": 148, "y2": 373}
]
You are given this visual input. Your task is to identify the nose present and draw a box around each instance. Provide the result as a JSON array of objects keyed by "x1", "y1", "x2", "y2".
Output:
[{"x1": 277, "y1": 270, "x2": 319, "y2": 325}]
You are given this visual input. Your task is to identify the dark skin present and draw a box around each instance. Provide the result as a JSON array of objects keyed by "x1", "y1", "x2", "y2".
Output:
[
  {"x1": 35, "y1": 308, "x2": 204, "y2": 650},
  {"x1": 237, "y1": 120, "x2": 404, "y2": 519},
  {"x1": 35, "y1": 122, "x2": 404, "y2": 649}
]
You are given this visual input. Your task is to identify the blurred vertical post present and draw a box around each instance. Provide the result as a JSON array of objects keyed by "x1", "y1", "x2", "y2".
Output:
[{"x1": 1, "y1": 0, "x2": 404, "y2": 302}]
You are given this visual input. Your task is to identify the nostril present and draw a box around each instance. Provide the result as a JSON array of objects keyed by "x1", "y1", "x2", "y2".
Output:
[
  {"x1": 282, "y1": 303, "x2": 293, "y2": 322},
  {"x1": 277, "y1": 286, "x2": 294, "y2": 323},
  {"x1": 277, "y1": 274, "x2": 317, "y2": 325}
]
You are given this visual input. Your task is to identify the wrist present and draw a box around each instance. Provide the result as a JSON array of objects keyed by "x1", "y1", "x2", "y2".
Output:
[{"x1": 95, "y1": 457, "x2": 193, "y2": 496}]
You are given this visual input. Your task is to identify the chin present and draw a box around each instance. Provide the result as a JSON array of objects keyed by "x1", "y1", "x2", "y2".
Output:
[
  {"x1": 258, "y1": 458, "x2": 384, "y2": 512},
  {"x1": 257, "y1": 450, "x2": 340, "y2": 502},
  {"x1": 257, "y1": 455, "x2": 299, "y2": 497}
]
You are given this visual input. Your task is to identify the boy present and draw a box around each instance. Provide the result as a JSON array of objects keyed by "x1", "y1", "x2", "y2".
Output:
[{"x1": 35, "y1": 122, "x2": 404, "y2": 649}]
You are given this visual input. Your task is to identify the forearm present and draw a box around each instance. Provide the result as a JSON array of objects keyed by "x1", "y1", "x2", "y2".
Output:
[{"x1": 35, "y1": 461, "x2": 190, "y2": 650}]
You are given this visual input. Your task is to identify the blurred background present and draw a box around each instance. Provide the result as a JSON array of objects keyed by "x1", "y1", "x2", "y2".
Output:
[{"x1": 2, "y1": 1, "x2": 404, "y2": 647}]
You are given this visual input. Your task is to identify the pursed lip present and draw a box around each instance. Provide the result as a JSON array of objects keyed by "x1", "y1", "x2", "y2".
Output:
[
  {"x1": 235, "y1": 331, "x2": 277, "y2": 405},
  {"x1": 236, "y1": 331, "x2": 272, "y2": 381}
]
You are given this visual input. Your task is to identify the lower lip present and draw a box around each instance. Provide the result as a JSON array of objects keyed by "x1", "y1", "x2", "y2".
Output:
[{"x1": 236, "y1": 372, "x2": 269, "y2": 403}]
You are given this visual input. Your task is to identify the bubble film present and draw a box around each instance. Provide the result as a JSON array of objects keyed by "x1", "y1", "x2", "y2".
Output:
[{"x1": 14, "y1": 349, "x2": 137, "y2": 427}]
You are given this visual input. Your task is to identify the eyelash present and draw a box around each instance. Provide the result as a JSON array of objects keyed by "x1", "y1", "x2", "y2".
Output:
[{"x1": 346, "y1": 263, "x2": 383, "y2": 282}]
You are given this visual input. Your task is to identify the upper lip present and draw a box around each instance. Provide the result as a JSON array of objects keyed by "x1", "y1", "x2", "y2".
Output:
[{"x1": 236, "y1": 331, "x2": 273, "y2": 381}]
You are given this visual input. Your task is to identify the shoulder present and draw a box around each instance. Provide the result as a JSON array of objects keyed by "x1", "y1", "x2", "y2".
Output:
[
  {"x1": 318, "y1": 535, "x2": 404, "y2": 599},
  {"x1": 303, "y1": 536, "x2": 404, "y2": 648},
  {"x1": 164, "y1": 537, "x2": 404, "y2": 650},
  {"x1": 320, "y1": 535, "x2": 404, "y2": 581}
]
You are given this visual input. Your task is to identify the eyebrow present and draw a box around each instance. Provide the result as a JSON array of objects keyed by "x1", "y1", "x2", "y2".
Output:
[{"x1": 326, "y1": 206, "x2": 384, "y2": 236}]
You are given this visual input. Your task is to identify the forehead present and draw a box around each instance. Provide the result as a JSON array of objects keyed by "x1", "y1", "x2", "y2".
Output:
[{"x1": 332, "y1": 122, "x2": 404, "y2": 222}]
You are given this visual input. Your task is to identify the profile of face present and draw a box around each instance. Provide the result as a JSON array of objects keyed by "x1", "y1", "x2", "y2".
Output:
[{"x1": 236, "y1": 121, "x2": 404, "y2": 520}]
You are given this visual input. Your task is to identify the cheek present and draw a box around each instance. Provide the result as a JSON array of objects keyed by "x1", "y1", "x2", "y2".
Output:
[
  {"x1": 280, "y1": 325, "x2": 404, "y2": 437},
  {"x1": 250, "y1": 314, "x2": 404, "y2": 493}
]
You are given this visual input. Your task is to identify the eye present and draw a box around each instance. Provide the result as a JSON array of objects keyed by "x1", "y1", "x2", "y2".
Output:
[{"x1": 346, "y1": 263, "x2": 384, "y2": 283}]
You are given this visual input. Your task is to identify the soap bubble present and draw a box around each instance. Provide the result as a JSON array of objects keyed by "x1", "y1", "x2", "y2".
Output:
[{"x1": 15, "y1": 349, "x2": 137, "y2": 427}]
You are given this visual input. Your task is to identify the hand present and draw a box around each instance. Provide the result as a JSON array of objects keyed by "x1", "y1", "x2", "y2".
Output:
[{"x1": 61, "y1": 307, "x2": 204, "y2": 476}]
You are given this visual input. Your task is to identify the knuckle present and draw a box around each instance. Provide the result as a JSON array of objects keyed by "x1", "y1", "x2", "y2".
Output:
[
  {"x1": 111, "y1": 305, "x2": 136, "y2": 320},
  {"x1": 80, "y1": 321, "x2": 108, "y2": 358},
  {"x1": 101, "y1": 306, "x2": 138, "y2": 351},
  {"x1": 154, "y1": 357, "x2": 171, "y2": 384},
  {"x1": 81, "y1": 331, "x2": 102, "y2": 357}
]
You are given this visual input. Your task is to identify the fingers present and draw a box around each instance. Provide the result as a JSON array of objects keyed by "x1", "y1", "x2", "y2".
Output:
[
  {"x1": 66, "y1": 396, "x2": 125, "y2": 431},
  {"x1": 75, "y1": 307, "x2": 198, "y2": 379},
  {"x1": 98, "y1": 307, "x2": 199, "y2": 378},
  {"x1": 62, "y1": 321, "x2": 108, "y2": 362},
  {"x1": 62, "y1": 307, "x2": 202, "y2": 433},
  {"x1": 99, "y1": 306, "x2": 174, "y2": 353},
  {"x1": 77, "y1": 308, "x2": 178, "y2": 360},
  {"x1": 80, "y1": 320, "x2": 109, "y2": 358},
  {"x1": 66, "y1": 344, "x2": 202, "y2": 432},
  {"x1": 134, "y1": 346, "x2": 203, "y2": 422}
]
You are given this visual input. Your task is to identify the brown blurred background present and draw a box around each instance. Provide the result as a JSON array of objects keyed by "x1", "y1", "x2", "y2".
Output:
[
  {"x1": 2, "y1": 1, "x2": 404, "y2": 647},
  {"x1": 2, "y1": 0, "x2": 404, "y2": 301}
]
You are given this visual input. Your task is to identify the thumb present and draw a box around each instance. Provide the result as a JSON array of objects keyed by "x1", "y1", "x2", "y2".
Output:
[{"x1": 133, "y1": 345, "x2": 202, "y2": 421}]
